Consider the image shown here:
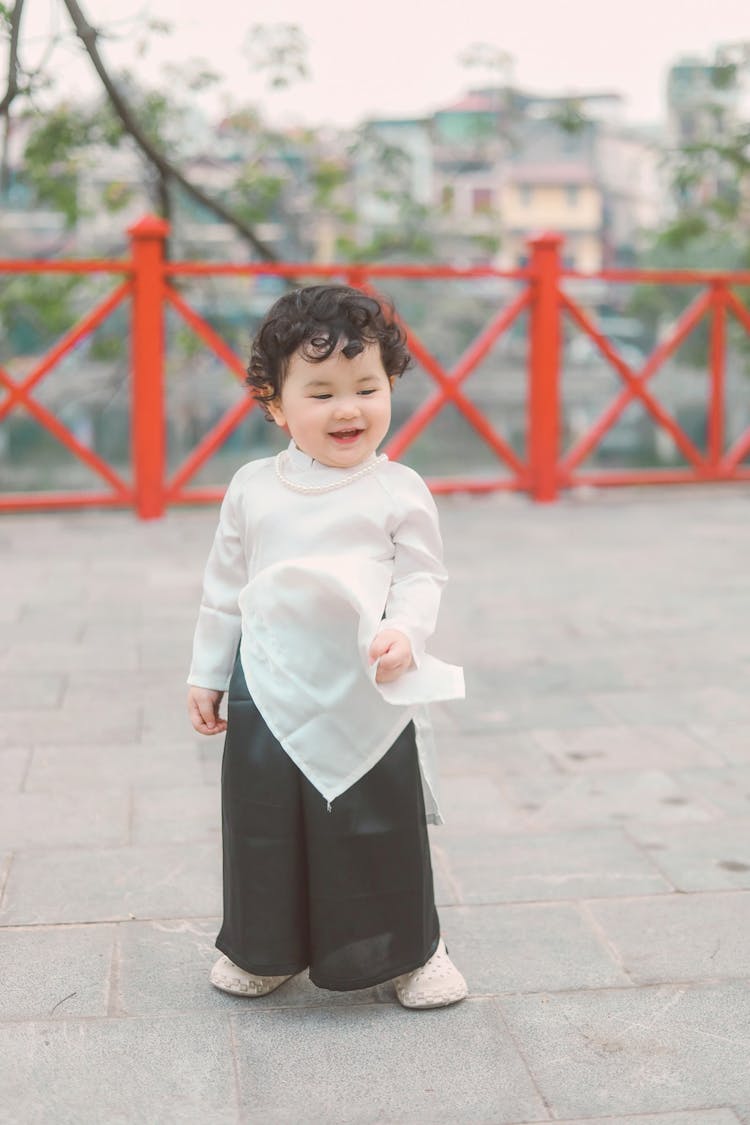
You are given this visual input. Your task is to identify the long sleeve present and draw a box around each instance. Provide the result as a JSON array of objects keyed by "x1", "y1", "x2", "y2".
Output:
[
  {"x1": 187, "y1": 480, "x2": 247, "y2": 691},
  {"x1": 378, "y1": 471, "x2": 448, "y2": 664}
]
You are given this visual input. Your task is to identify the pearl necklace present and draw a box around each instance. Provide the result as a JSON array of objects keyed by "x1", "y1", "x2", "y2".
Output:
[{"x1": 275, "y1": 451, "x2": 388, "y2": 494}]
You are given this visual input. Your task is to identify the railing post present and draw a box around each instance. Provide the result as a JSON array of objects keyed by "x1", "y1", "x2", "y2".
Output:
[
  {"x1": 128, "y1": 214, "x2": 169, "y2": 519},
  {"x1": 527, "y1": 232, "x2": 563, "y2": 502}
]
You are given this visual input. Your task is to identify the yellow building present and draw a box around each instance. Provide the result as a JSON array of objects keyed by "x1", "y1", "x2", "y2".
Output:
[{"x1": 499, "y1": 163, "x2": 604, "y2": 272}]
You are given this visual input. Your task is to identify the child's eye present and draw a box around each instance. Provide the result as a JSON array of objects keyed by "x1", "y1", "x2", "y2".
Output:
[
  {"x1": 358, "y1": 389, "x2": 377, "y2": 396},
  {"x1": 311, "y1": 394, "x2": 332, "y2": 400}
]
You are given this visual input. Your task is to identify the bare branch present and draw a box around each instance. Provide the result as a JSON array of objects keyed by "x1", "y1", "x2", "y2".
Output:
[
  {"x1": 0, "y1": 0, "x2": 25, "y2": 115},
  {"x1": 60, "y1": 0, "x2": 279, "y2": 261},
  {"x1": 0, "y1": 0, "x2": 26, "y2": 191}
]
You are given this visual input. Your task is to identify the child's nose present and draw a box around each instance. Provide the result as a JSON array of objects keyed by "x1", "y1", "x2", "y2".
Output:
[{"x1": 334, "y1": 397, "x2": 360, "y2": 418}]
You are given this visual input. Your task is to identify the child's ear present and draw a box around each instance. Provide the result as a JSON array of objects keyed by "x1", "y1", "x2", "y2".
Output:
[{"x1": 266, "y1": 396, "x2": 287, "y2": 428}]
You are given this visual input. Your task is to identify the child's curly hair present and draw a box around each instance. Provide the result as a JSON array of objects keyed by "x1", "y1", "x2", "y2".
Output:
[{"x1": 246, "y1": 284, "x2": 411, "y2": 415}]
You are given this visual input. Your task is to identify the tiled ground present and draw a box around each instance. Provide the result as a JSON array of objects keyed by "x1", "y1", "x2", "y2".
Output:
[{"x1": 1, "y1": 486, "x2": 749, "y2": 1123}]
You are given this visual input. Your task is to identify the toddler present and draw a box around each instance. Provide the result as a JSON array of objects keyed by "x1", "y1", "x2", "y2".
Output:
[{"x1": 187, "y1": 284, "x2": 466, "y2": 1008}]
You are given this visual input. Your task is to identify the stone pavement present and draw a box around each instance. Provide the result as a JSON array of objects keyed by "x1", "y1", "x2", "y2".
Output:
[{"x1": 1, "y1": 485, "x2": 750, "y2": 1125}]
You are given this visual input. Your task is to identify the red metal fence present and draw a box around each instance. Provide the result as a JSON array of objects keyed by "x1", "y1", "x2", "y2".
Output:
[{"x1": 2, "y1": 214, "x2": 750, "y2": 518}]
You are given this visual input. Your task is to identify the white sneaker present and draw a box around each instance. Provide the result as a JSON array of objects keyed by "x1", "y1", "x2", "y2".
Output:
[
  {"x1": 209, "y1": 954, "x2": 293, "y2": 997},
  {"x1": 393, "y1": 938, "x2": 468, "y2": 1009}
]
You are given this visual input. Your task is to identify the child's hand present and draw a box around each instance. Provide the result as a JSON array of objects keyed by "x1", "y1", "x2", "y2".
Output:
[
  {"x1": 369, "y1": 629, "x2": 414, "y2": 684},
  {"x1": 187, "y1": 686, "x2": 227, "y2": 735}
]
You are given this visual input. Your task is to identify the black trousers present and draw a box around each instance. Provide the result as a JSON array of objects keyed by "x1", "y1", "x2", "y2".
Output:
[{"x1": 215, "y1": 653, "x2": 441, "y2": 991}]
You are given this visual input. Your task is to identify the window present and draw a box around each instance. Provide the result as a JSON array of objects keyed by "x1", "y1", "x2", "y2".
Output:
[
  {"x1": 472, "y1": 187, "x2": 493, "y2": 214},
  {"x1": 566, "y1": 185, "x2": 579, "y2": 208},
  {"x1": 519, "y1": 185, "x2": 533, "y2": 206}
]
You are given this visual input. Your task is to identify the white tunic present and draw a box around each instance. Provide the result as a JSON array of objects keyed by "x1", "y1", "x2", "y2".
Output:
[{"x1": 187, "y1": 440, "x2": 464, "y2": 824}]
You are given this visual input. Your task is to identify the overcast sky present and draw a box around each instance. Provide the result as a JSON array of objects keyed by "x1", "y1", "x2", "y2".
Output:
[{"x1": 24, "y1": 0, "x2": 750, "y2": 128}]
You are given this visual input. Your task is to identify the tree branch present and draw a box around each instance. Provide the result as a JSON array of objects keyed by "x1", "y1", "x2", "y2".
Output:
[
  {"x1": 0, "y1": 0, "x2": 24, "y2": 115},
  {"x1": 0, "y1": 0, "x2": 26, "y2": 191},
  {"x1": 60, "y1": 0, "x2": 279, "y2": 261}
]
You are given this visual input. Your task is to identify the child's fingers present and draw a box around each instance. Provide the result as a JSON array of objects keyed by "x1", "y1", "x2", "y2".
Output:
[
  {"x1": 368, "y1": 635, "x2": 391, "y2": 663},
  {"x1": 375, "y1": 663, "x2": 404, "y2": 684},
  {"x1": 374, "y1": 652, "x2": 409, "y2": 683},
  {"x1": 188, "y1": 696, "x2": 226, "y2": 735}
]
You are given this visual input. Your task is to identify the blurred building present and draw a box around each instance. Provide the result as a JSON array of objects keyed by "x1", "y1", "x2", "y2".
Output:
[
  {"x1": 665, "y1": 51, "x2": 750, "y2": 213},
  {"x1": 1, "y1": 80, "x2": 672, "y2": 270},
  {"x1": 666, "y1": 54, "x2": 747, "y2": 145},
  {"x1": 358, "y1": 88, "x2": 668, "y2": 269},
  {"x1": 499, "y1": 162, "x2": 603, "y2": 270}
]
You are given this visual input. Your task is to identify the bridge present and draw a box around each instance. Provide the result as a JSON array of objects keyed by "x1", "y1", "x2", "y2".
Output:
[{"x1": 2, "y1": 217, "x2": 750, "y2": 515}]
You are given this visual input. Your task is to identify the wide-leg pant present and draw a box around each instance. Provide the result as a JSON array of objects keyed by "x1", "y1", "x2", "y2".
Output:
[{"x1": 215, "y1": 652, "x2": 441, "y2": 991}]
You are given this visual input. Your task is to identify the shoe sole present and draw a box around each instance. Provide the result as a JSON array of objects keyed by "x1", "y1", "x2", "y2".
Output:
[
  {"x1": 209, "y1": 973, "x2": 291, "y2": 997},
  {"x1": 395, "y1": 986, "x2": 469, "y2": 1009}
]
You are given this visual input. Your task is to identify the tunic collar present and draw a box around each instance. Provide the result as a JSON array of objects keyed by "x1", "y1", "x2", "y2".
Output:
[{"x1": 284, "y1": 439, "x2": 380, "y2": 479}]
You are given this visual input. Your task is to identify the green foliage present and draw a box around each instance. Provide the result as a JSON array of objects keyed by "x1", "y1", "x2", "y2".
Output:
[
  {"x1": 629, "y1": 229, "x2": 750, "y2": 369},
  {"x1": 311, "y1": 160, "x2": 348, "y2": 208},
  {"x1": 630, "y1": 42, "x2": 750, "y2": 373},
  {"x1": 245, "y1": 23, "x2": 309, "y2": 89},
  {"x1": 231, "y1": 170, "x2": 284, "y2": 225},
  {"x1": 659, "y1": 44, "x2": 750, "y2": 256},
  {"x1": 352, "y1": 224, "x2": 435, "y2": 263},
  {"x1": 19, "y1": 68, "x2": 205, "y2": 226},
  {"x1": 471, "y1": 232, "x2": 501, "y2": 256},
  {"x1": 0, "y1": 274, "x2": 84, "y2": 356},
  {"x1": 22, "y1": 105, "x2": 93, "y2": 224},
  {"x1": 549, "y1": 98, "x2": 589, "y2": 136}
]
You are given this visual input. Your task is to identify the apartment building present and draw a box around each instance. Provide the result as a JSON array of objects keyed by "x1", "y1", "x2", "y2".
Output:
[{"x1": 498, "y1": 162, "x2": 604, "y2": 270}]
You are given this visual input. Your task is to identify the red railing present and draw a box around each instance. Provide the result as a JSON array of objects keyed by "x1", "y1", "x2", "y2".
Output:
[{"x1": 1, "y1": 215, "x2": 750, "y2": 517}]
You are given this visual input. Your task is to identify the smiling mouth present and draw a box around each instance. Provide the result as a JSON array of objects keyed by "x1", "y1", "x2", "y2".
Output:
[{"x1": 329, "y1": 429, "x2": 363, "y2": 442}]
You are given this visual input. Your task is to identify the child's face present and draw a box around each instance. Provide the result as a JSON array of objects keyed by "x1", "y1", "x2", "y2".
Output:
[{"x1": 267, "y1": 342, "x2": 394, "y2": 468}]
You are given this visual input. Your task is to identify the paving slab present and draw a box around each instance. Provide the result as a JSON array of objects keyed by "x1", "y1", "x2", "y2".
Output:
[
  {"x1": 0, "y1": 1014, "x2": 237, "y2": 1125},
  {"x1": 674, "y1": 765, "x2": 750, "y2": 816},
  {"x1": 500, "y1": 981, "x2": 750, "y2": 1119},
  {"x1": 433, "y1": 773, "x2": 528, "y2": 833},
  {"x1": 0, "y1": 850, "x2": 11, "y2": 903},
  {"x1": 434, "y1": 728, "x2": 555, "y2": 781},
  {"x1": 502, "y1": 768, "x2": 716, "y2": 832},
  {"x1": 1, "y1": 617, "x2": 82, "y2": 643},
  {"x1": 533, "y1": 725, "x2": 724, "y2": 773},
  {"x1": 131, "y1": 785, "x2": 220, "y2": 845},
  {"x1": 452, "y1": 691, "x2": 613, "y2": 734},
  {"x1": 437, "y1": 826, "x2": 672, "y2": 904},
  {"x1": 23, "y1": 741, "x2": 205, "y2": 791},
  {"x1": 116, "y1": 918, "x2": 380, "y2": 1015},
  {"x1": 626, "y1": 819, "x2": 750, "y2": 892},
  {"x1": 231, "y1": 998, "x2": 548, "y2": 1124},
  {"x1": 61, "y1": 668, "x2": 193, "y2": 705},
  {"x1": 0, "y1": 640, "x2": 140, "y2": 674},
  {"x1": 689, "y1": 723, "x2": 750, "y2": 765},
  {"x1": 0, "y1": 674, "x2": 65, "y2": 710},
  {"x1": 0, "y1": 708, "x2": 142, "y2": 748},
  {"x1": 0, "y1": 789, "x2": 129, "y2": 849},
  {"x1": 587, "y1": 891, "x2": 750, "y2": 984},
  {"x1": 592, "y1": 686, "x2": 750, "y2": 726},
  {"x1": 437, "y1": 902, "x2": 629, "y2": 993},
  {"x1": 509, "y1": 1113, "x2": 742, "y2": 1125},
  {"x1": 0, "y1": 924, "x2": 114, "y2": 1020},
  {"x1": 0, "y1": 747, "x2": 30, "y2": 792},
  {"x1": 0, "y1": 841, "x2": 221, "y2": 924}
]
